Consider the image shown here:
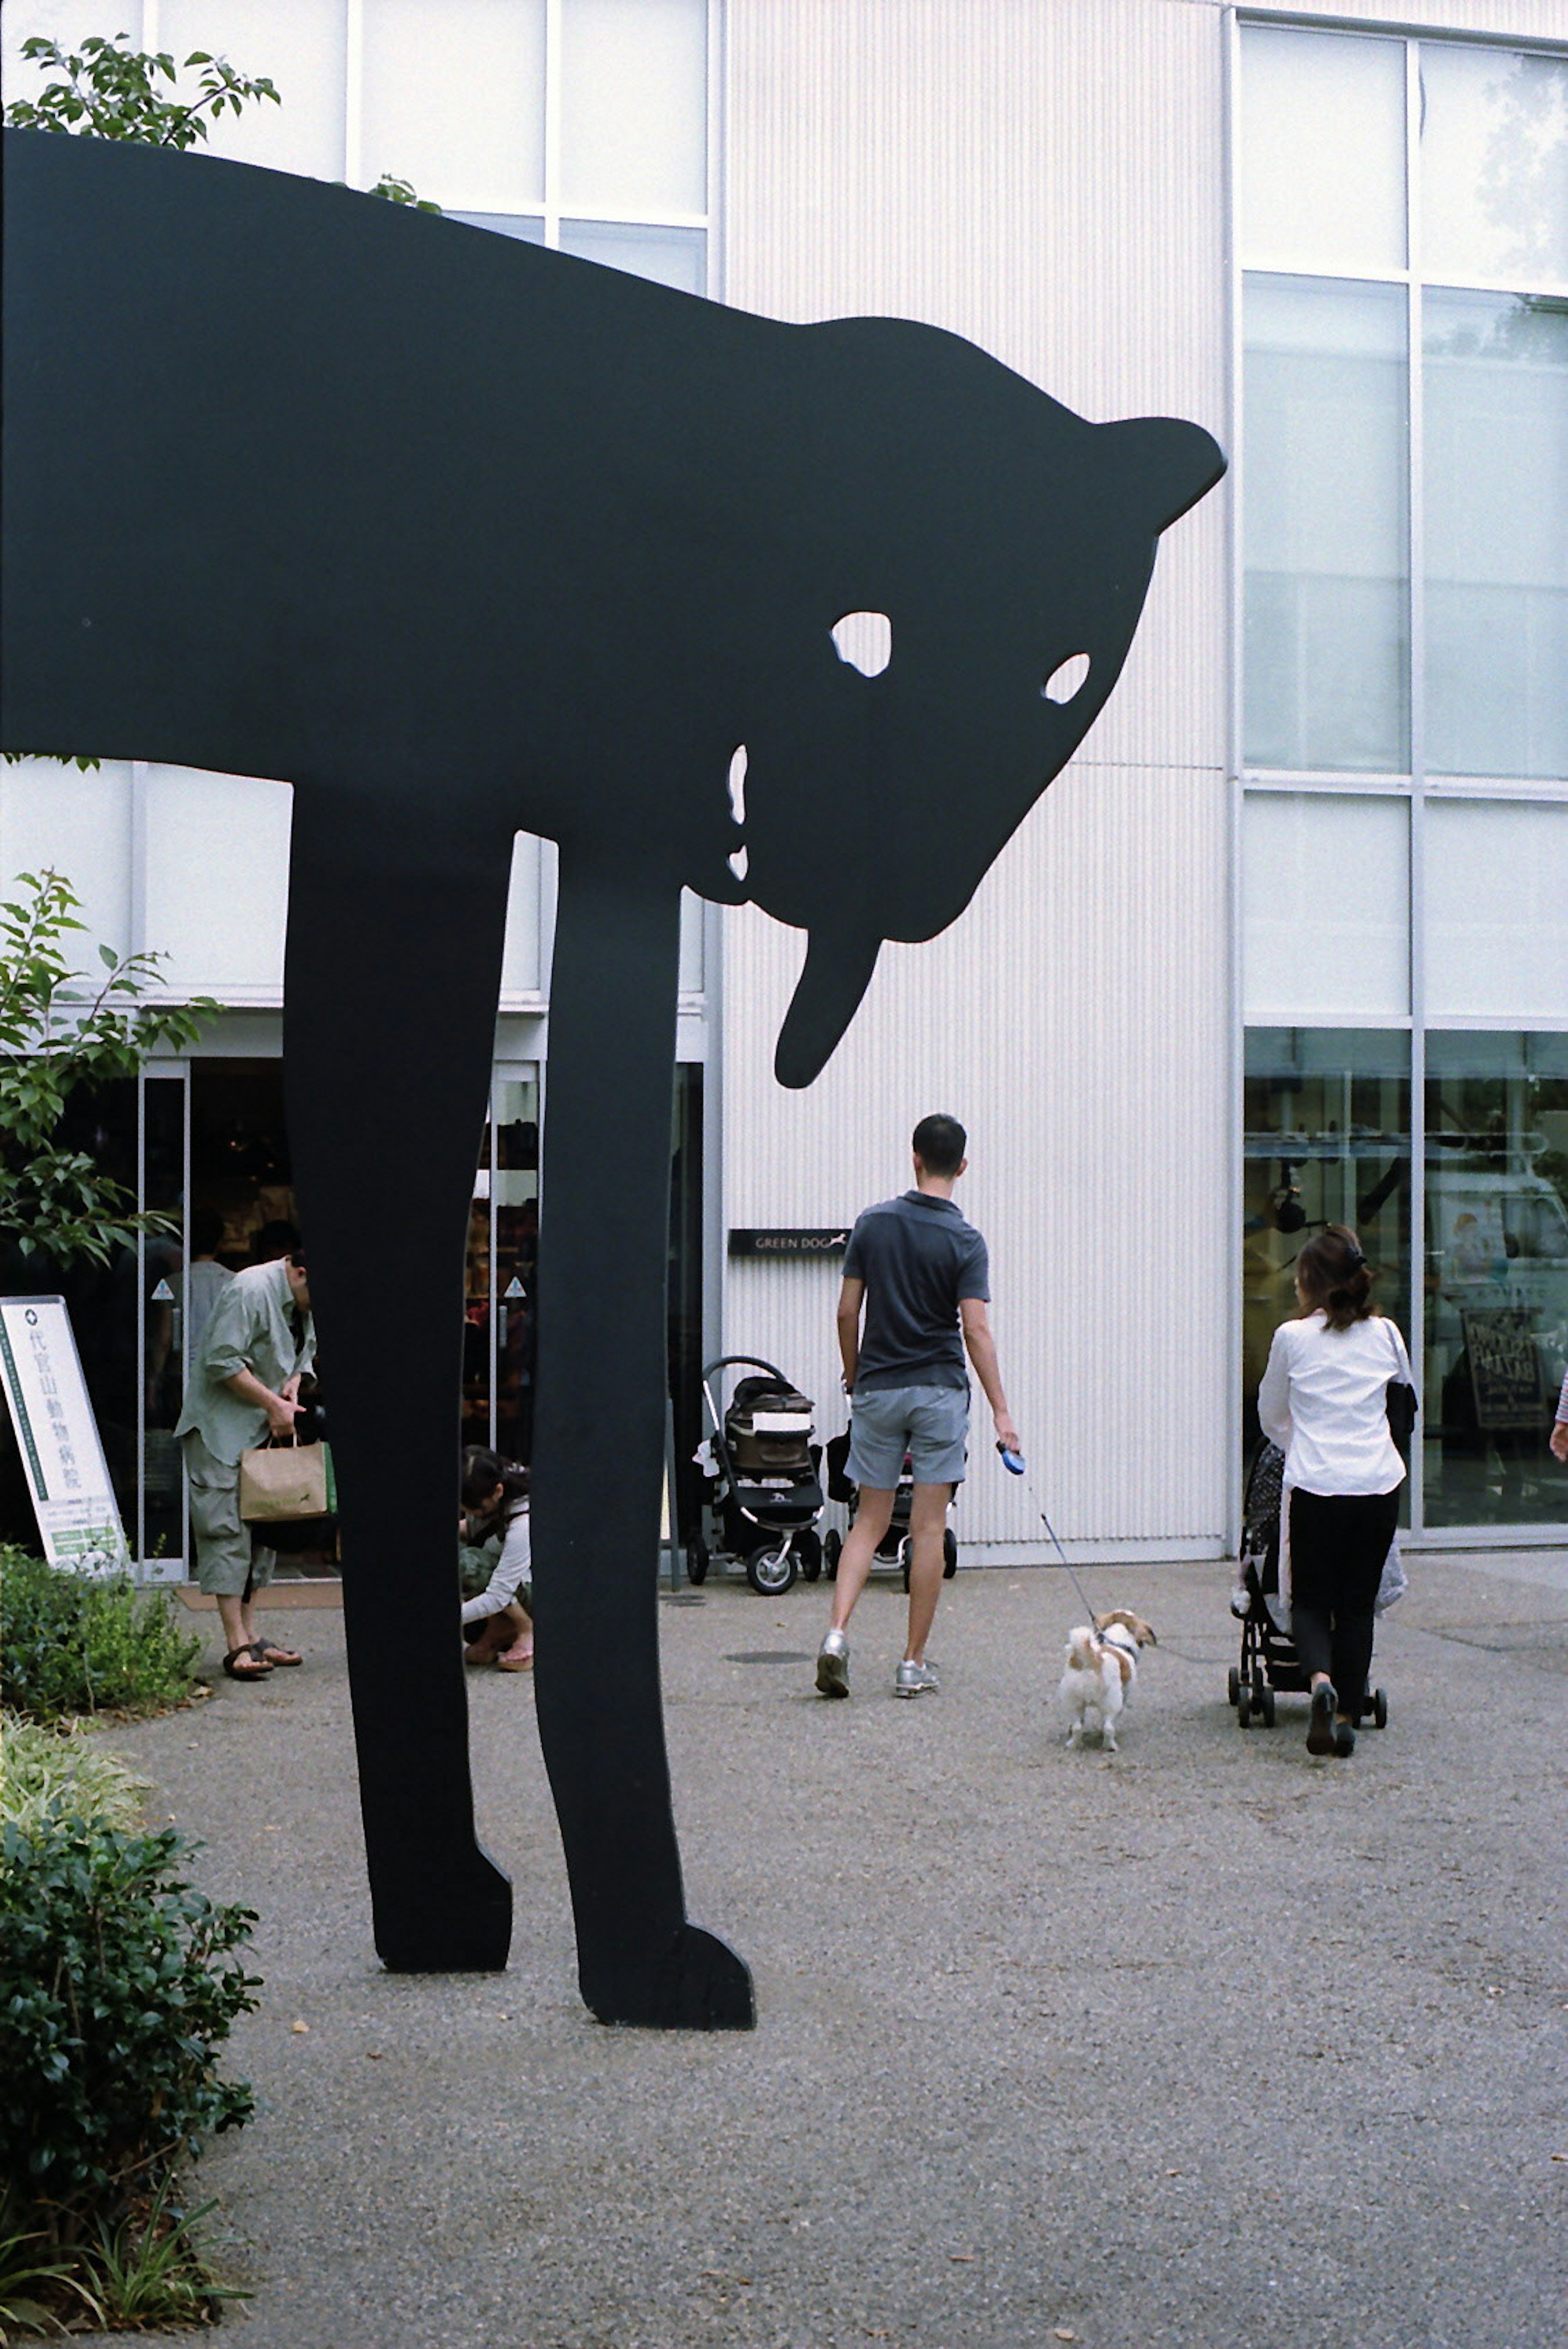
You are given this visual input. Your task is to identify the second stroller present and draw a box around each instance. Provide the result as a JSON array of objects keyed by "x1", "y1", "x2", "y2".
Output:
[{"x1": 690, "y1": 1356, "x2": 825, "y2": 1593}]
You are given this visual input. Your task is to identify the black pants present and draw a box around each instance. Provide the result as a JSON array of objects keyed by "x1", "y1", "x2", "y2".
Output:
[{"x1": 1289, "y1": 1488, "x2": 1399, "y2": 1710}]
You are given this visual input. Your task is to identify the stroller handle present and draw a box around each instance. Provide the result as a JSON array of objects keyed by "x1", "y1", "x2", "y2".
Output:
[{"x1": 699, "y1": 1355, "x2": 791, "y2": 1385}]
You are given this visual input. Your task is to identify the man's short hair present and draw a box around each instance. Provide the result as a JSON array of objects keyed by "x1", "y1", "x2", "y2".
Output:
[{"x1": 912, "y1": 1114, "x2": 966, "y2": 1177}]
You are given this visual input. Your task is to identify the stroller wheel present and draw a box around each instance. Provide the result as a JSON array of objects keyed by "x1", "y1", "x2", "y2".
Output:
[
  {"x1": 1257, "y1": 1683, "x2": 1276, "y2": 1728},
  {"x1": 745, "y1": 1541, "x2": 797, "y2": 1596},
  {"x1": 943, "y1": 1527, "x2": 958, "y2": 1578},
  {"x1": 797, "y1": 1529, "x2": 823, "y2": 1583},
  {"x1": 822, "y1": 1528, "x2": 841, "y2": 1581},
  {"x1": 1237, "y1": 1686, "x2": 1254, "y2": 1728},
  {"x1": 1371, "y1": 1686, "x2": 1388, "y2": 1730},
  {"x1": 1227, "y1": 1666, "x2": 1241, "y2": 1710},
  {"x1": 686, "y1": 1536, "x2": 709, "y2": 1587}
]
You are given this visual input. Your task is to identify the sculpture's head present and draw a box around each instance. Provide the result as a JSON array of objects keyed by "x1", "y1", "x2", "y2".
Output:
[{"x1": 696, "y1": 322, "x2": 1225, "y2": 1085}]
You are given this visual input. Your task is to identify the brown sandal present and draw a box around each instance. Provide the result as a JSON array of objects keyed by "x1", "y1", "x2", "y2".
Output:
[
  {"x1": 223, "y1": 1646, "x2": 273, "y2": 1680},
  {"x1": 249, "y1": 1637, "x2": 303, "y2": 1667}
]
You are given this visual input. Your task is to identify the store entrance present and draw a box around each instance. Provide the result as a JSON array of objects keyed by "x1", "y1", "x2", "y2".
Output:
[{"x1": 1, "y1": 1054, "x2": 707, "y2": 1572}]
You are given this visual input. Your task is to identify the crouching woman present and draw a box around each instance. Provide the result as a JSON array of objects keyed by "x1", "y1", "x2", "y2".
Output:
[
  {"x1": 459, "y1": 1446, "x2": 533, "y2": 1671},
  {"x1": 1257, "y1": 1226, "x2": 1412, "y2": 1758}
]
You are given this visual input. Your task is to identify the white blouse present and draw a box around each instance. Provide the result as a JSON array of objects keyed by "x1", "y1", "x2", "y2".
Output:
[{"x1": 1258, "y1": 1309, "x2": 1412, "y2": 1498}]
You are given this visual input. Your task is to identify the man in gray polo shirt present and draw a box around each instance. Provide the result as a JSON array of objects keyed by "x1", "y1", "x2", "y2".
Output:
[
  {"x1": 175, "y1": 1249, "x2": 315, "y2": 1682},
  {"x1": 816, "y1": 1114, "x2": 1019, "y2": 1700}
]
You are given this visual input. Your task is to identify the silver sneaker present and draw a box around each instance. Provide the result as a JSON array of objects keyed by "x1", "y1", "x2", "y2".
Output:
[
  {"x1": 893, "y1": 1658, "x2": 940, "y2": 1699},
  {"x1": 815, "y1": 1629, "x2": 850, "y2": 1698}
]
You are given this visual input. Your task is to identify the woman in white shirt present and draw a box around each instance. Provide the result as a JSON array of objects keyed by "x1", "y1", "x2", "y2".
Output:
[
  {"x1": 1257, "y1": 1225, "x2": 1412, "y2": 1759},
  {"x1": 459, "y1": 1446, "x2": 533, "y2": 1671}
]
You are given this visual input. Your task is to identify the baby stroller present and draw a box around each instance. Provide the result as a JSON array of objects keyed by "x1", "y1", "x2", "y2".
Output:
[
  {"x1": 1231, "y1": 1440, "x2": 1388, "y2": 1732},
  {"x1": 689, "y1": 1356, "x2": 825, "y2": 1594},
  {"x1": 821, "y1": 1428, "x2": 959, "y2": 1591}
]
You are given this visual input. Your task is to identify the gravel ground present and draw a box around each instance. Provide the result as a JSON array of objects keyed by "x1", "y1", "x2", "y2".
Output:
[{"x1": 95, "y1": 1546, "x2": 1566, "y2": 2349}]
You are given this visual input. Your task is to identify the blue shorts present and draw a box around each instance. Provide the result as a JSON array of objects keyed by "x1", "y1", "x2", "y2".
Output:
[{"x1": 847, "y1": 1385, "x2": 969, "y2": 1489}]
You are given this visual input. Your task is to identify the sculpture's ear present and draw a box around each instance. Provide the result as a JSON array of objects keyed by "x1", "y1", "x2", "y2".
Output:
[
  {"x1": 774, "y1": 929, "x2": 883, "y2": 1089},
  {"x1": 1096, "y1": 416, "x2": 1227, "y2": 535}
]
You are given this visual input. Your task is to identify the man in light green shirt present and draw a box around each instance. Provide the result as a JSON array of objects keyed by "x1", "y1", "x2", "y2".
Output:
[{"x1": 176, "y1": 1251, "x2": 315, "y2": 1681}]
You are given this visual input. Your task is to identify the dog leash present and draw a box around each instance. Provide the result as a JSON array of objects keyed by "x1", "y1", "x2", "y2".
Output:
[{"x1": 997, "y1": 1444, "x2": 1105, "y2": 1626}]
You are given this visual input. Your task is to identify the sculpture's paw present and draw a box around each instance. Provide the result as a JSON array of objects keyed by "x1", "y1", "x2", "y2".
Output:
[
  {"x1": 373, "y1": 1844, "x2": 513, "y2": 1974},
  {"x1": 583, "y1": 1923, "x2": 756, "y2": 2031}
]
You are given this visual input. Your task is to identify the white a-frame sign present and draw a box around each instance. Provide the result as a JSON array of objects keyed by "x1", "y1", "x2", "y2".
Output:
[{"x1": 0, "y1": 1295, "x2": 131, "y2": 1573}]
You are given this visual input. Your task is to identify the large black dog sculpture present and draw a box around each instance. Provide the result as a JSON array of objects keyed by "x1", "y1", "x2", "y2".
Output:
[{"x1": 2, "y1": 130, "x2": 1224, "y2": 2027}]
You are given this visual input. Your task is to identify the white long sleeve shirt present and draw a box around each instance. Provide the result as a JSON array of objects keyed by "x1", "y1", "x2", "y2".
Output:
[
  {"x1": 1257, "y1": 1309, "x2": 1412, "y2": 1498},
  {"x1": 459, "y1": 1509, "x2": 532, "y2": 1626}
]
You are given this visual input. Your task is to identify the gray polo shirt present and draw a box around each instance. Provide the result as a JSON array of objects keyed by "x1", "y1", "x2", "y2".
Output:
[
  {"x1": 175, "y1": 1258, "x2": 315, "y2": 1465},
  {"x1": 843, "y1": 1191, "x2": 989, "y2": 1391}
]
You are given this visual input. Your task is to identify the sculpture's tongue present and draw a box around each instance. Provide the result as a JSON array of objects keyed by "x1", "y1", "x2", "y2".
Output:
[{"x1": 774, "y1": 928, "x2": 883, "y2": 1089}]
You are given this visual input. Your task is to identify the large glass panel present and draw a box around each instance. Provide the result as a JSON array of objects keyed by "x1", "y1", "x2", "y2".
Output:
[
  {"x1": 557, "y1": 220, "x2": 706, "y2": 295},
  {"x1": 140, "y1": 1075, "x2": 186, "y2": 1570},
  {"x1": 1244, "y1": 276, "x2": 1410, "y2": 772},
  {"x1": 467, "y1": 1074, "x2": 540, "y2": 1461},
  {"x1": 559, "y1": 0, "x2": 708, "y2": 218},
  {"x1": 1424, "y1": 291, "x2": 1568, "y2": 781},
  {"x1": 1421, "y1": 45, "x2": 1568, "y2": 291},
  {"x1": 158, "y1": 0, "x2": 346, "y2": 181},
  {"x1": 1426, "y1": 799, "x2": 1568, "y2": 1022},
  {"x1": 1243, "y1": 1029, "x2": 1413, "y2": 1480},
  {"x1": 1424, "y1": 1031, "x2": 1568, "y2": 1528},
  {"x1": 1239, "y1": 26, "x2": 1406, "y2": 277},
  {"x1": 1243, "y1": 793, "x2": 1409, "y2": 1022},
  {"x1": 361, "y1": 0, "x2": 546, "y2": 214},
  {"x1": 142, "y1": 768, "x2": 292, "y2": 998}
]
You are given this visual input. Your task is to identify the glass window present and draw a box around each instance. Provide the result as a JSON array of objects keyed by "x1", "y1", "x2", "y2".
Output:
[
  {"x1": 360, "y1": 0, "x2": 546, "y2": 214},
  {"x1": 1421, "y1": 45, "x2": 1568, "y2": 291},
  {"x1": 558, "y1": 218, "x2": 707, "y2": 294},
  {"x1": 1243, "y1": 794, "x2": 1409, "y2": 1021},
  {"x1": 1424, "y1": 291, "x2": 1568, "y2": 781},
  {"x1": 1423, "y1": 1031, "x2": 1568, "y2": 1528},
  {"x1": 142, "y1": 768, "x2": 292, "y2": 997},
  {"x1": 1238, "y1": 25, "x2": 1407, "y2": 276},
  {"x1": 559, "y1": 0, "x2": 708, "y2": 218},
  {"x1": 1243, "y1": 276, "x2": 1409, "y2": 772},
  {"x1": 1425, "y1": 799, "x2": 1568, "y2": 1023},
  {"x1": 1243, "y1": 1027, "x2": 1413, "y2": 1463},
  {"x1": 158, "y1": 0, "x2": 347, "y2": 181}
]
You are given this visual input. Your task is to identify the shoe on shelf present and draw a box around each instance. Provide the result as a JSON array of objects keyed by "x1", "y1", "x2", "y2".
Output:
[
  {"x1": 1333, "y1": 1717, "x2": 1356, "y2": 1757},
  {"x1": 893, "y1": 1658, "x2": 940, "y2": 1699},
  {"x1": 1306, "y1": 1681, "x2": 1338, "y2": 1756},
  {"x1": 815, "y1": 1629, "x2": 850, "y2": 1699}
]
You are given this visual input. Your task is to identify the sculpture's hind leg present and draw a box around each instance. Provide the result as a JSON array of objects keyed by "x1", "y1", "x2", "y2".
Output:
[
  {"x1": 282, "y1": 790, "x2": 512, "y2": 1971},
  {"x1": 531, "y1": 843, "x2": 754, "y2": 2028}
]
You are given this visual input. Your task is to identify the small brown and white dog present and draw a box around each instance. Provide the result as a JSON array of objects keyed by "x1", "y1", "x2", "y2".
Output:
[{"x1": 1058, "y1": 1610, "x2": 1158, "y2": 1752}]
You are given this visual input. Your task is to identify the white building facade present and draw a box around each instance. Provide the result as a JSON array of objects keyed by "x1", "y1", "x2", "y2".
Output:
[{"x1": 3, "y1": 0, "x2": 1564, "y2": 1572}]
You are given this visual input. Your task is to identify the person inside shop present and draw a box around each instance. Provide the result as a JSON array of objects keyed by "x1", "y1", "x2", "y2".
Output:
[
  {"x1": 174, "y1": 1246, "x2": 314, "y2": 1681},
  {"x1": 186, "y1": 1203, "x2": 234, "y2": 1367},
  {"x1": 458, "y1": 1445, "x2": 534, "y2": 1671}
]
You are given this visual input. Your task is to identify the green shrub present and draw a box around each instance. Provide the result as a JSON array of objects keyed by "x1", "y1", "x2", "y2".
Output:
[
  {"x1": 0, "y1": 1709, "x2": 150, "y2": 1835},
  {"x1": 0, "y1": 1545, "x2": 202, "y2": 1722},
  {"x1": 0, "y1": 1808, "x2": 260, "y2": 2238}
]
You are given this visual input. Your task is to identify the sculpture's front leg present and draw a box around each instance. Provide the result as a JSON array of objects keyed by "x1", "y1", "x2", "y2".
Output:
[
  {"x1": 283, "y1": 790, "x2": 512, "y2": 1970},
  {"x1": 531, "y1": 842, "x2": 754, "y2": 2028}
]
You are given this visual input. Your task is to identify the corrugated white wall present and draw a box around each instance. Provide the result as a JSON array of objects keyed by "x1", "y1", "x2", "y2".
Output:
[{"x1": 721, "y1": 0, "x2": 1234, "y2": 1557}]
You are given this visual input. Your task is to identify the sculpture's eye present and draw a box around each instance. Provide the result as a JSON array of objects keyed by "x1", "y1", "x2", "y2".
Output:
[
  {"x1": 831, "y1": 611, "x2": 892, "y2": 677},
  {"x1": 1042, "y1": 652, "x2": 1091, "y2": 704},
  {"x1": 727, "y1": 745, "x2": 748, "y2": 880}
]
